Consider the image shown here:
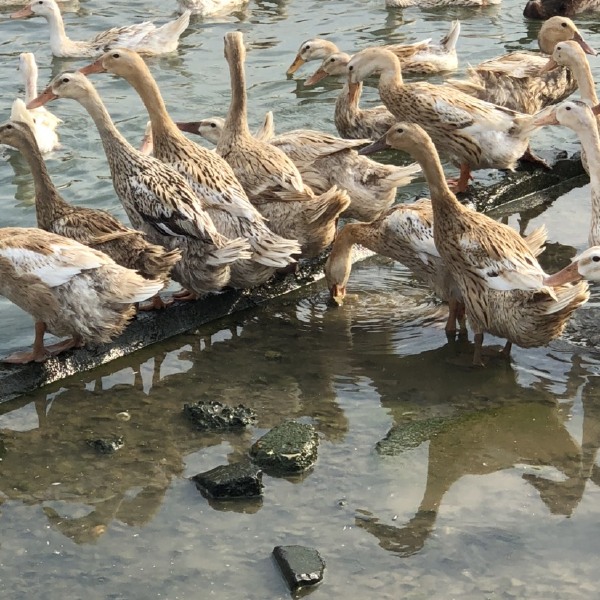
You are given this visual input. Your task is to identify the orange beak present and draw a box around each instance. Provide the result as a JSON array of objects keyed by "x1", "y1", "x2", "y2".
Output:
[
  {"x1": 10, "y1": 4, "x2": 34, "y2": 18},
  {"x1": 286, "y1": 54, "x2": 305, "y2": 76},
  {"x1": 592, "y1": 104, "x2": 600, "y2": 117},
  {"x1": 574, "y1": 32, "x2": 597, "y2": 57},
  {"x1": 78, "y1": 58, "x2": 107, "y2": 76},
  {"x1": 330, "y1": 284, "x2": 346, "y2": 306},
  {"x1": 539, "y1": 57, "x2": 558, "y2": 74},
  {"x1": 26, "y1": 86, "x2": 58, "y2": 109},
  {"x1": 176, "y1": 122, "x2": 202, "y2": 135},
  {"x1": 305, "y1": 67, "x2": 328, "y2": 86},
  {"x1": 348, "y1": 81, "x2": 361, "y2": 105},
  {"x1": 533, "y1": 109, "x2": 559, "y2": 127}
]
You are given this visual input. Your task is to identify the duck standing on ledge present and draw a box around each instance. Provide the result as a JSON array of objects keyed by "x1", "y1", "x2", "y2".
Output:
[{"x1": 0, "y1": 227, "x2": 163, "y2": 364}]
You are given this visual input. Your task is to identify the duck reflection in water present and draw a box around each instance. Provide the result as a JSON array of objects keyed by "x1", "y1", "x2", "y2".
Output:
[{"x1": 355, "y1": 350, "x2": 600, "y2": 557}]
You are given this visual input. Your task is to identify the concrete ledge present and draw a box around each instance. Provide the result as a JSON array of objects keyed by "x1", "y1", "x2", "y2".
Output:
[{"x1": 0, "y1": 152, "x2": 589, "y2": 402}]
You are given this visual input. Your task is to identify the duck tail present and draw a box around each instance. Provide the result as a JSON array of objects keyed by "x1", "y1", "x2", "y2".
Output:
[
  {"x1": 306, "y1": 186, "x2": 351, "y2": 225},
  {"x1": 545, "y1": 280, "x2": 590, "y2": 315},
  {"x1": 384, "y1": 162, "x2": 422, "y2": 188},
  {"x1": 114, "y1": 271, "x2": 165, "y2": 304},
  {"x1": 156, "y1": 10, "x2": 190, "y2": 39},
  {"x1": 523, "y1": 224, "x2": 548, "y2": 257},
  {"x1": 136, "y1": 245, "x2": 182, "y2": 282},
  {"x1": 251, "y1": 226, "x2": 301, "y2": 267},
  {"x1": 440, "y1": 20, "x2": 461, "y2": 52},
  {"x1": 207, "y1": 236, "x2": 252, "y2": 266},
  {"x1": 255, "y1": 111, "x2": 275, "y2": 142}
]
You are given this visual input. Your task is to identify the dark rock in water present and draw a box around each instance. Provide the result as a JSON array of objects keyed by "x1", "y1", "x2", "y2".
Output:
[
  {"x1": 183, "y1": 400, "x2": 257, "y2": 431},
  {"x1": 376, "y1": 418, "x2": 452, "y2": 456},
  {"x1": 273, "y1": 545, "x2": 325, "y2": 591},
  {"x1": 192, "y1": 462, "x2": 263, "y2": 499},
  {"x1": 250, "y1": 421, "x2": 319, "y2": 474},
  {"x1": 86, "y1": 436, "x2": 124, "y2": 454}
]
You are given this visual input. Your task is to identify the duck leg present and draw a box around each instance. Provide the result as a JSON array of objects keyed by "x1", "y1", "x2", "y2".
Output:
[
  {"x1": 500, "y1": 340, "x2": 512, "y2": 359},
  {"x1": 138, "y1": 294, "x2": 172, "y2": 311},
  {"x1": 2, "y1": 322, "x2": 81, "y2": 364},
  {"x1": 444, "y1": 298, "x2": 459, "y2": 334},
  {"x1": 472, "y1": 332, "x2": 485, "y2": 367},
  {"x1": 172, "y1": 289, "x2": 199, "y2": 302},
  {"x1": 446, "y1": 164, "x2": 472, "y2": 194},
  {"x1": 456, "y1": 302, "x2": 467, "y2": 332}
]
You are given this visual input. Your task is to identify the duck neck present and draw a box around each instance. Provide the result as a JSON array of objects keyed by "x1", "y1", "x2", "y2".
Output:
[
  {"x1": 76, "y1": 88, "x2": 135, "y2": 170},
  {"x1": 222, "y1": 47, "x2": 252, "y2": 142},
  {"x1": 45, "y1": 10, "x2": 71, "y2": 56},
  {"x1": 378, "y1": 54, "x2": 403, "y2": 91},
  {"x1": 412, "y1": 135, "x2": 462, "y2": 214},
  {"x1": 15, "y1": 128, "x2": 70, "y2": 227},
  {"x1": 327, "y1": 223, "x2": 363, "y2": 289},
  {"x1": 577, "y1": 124, "x2": 600, "y2": 244},
  {"x1": 24, "y1": 67, "x2": 38, "y2": 104},
  {"x1": 122, "y1": 66, "x2": 181, "y2": 140},
  {"x1": 571, "y1": 59, "x2": 598, "y2": 105}
]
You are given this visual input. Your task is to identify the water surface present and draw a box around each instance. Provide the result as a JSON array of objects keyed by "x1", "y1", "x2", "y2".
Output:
[{"x1": 1, "y1": 0, "x2": 600, "y2": 598}]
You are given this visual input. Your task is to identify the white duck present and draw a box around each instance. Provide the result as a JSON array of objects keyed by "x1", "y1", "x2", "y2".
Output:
[
  {"x1": 17, "y1": 53, "x2": 61, "y2": 153},
  {"x1": 176, "y1": 0, "x2": 248, "y2": 17},
  {"x1": 535, "y1": 100, "x2": 600, "y2": 246},
  {"x1": 11, "y1": 0, "x2": 191, "y2": 57}
]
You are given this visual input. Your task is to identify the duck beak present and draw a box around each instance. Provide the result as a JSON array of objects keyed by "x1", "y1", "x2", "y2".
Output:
[
  {"x1": 176, "y1": 121, "x2": 201, "y2": 135},
  {"x1": 574, "y1": 32, "x2": 597, "y2": 56},
  {"x1": 286, "y1": 54, "x2": 305, "y2": 75},
  {"x1": 348, "y1": 81, "x2": 361, "y2": 105},
  {"x1": 539, "y1": 57, "x2": 558, "y2": 74},
  {"x1": 533, "y1": 108, "x2": 558, "y2": 126},
  {"x1": 26, "y1": 86, "x2": 57, "y2": 109},
  {"x1": 358, "y1": 135, "x2": 390, "y2": 155},
  {"x1": 592, "y1": 104, "x2": 600, "y2": 116},
  {"x1": 330, "y1": 284, "x2": 346, "y2": 306},
  {"x1": 10, "y1": 4, "x2": 33, "y2": 18},
  {"x1": 305, "y1": 67, "x2": 327, "y2": 86},
  {"x1": 543, "y1": 261, "x2": 581, "y2": 286},
  {"x1": 79, "y1": 58, "x2": 106, "y2": 75}
]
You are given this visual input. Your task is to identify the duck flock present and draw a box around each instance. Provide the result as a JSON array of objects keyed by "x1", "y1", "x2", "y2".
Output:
[{"x1": 1, "y1": 0, "x2": 600, "y2": 368}]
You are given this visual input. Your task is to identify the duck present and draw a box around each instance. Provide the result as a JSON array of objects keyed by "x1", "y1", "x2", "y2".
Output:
[
  {"x1": 0, "y1": 227, "x2": 163, "y2": 364},
  {"x1": 79, "y1": 48, "x2": 300, "y2": 289},
  {"x1": 178, "y1": 115, "x2": 421, "y2": 222},
  {"x1": 544, "y1": 246, "x2": 600, "y2": 284},
  {"x1": 215, "y1": 31, "x2": 350, "y2": 257},
  {"x1": 0, "y1": 100, "x2": 181, "y2": 310},
  {"x1": 304, "y1": 52, "x2": 395, "y2": 139},
  {"x1": 17, "y1": 53, "x2": 61, "y2": 154},
  {"x1": 386, "y1": 0, "x2": 499, "y2": 6},
  {"x1": 10, "y1": 0, "x2": 191, "y2": 57},
  {"x1": 541, "y1": 40, "x2": 598, "y2": 174},
  {"x1": 27, "y1": 72, "x2": 252, "y2": 300},
  {"x1": 534, "y1": 100, "x2": 600, "y2": 246},
  {"x1": 359, "y1": 122, "x2": 589, "y2": 365},
  {"x1": 324, "y1": 200, "x2": 548, "y2": 331},
  {"x1": 176, "y1": 0, "x2": 248, "y2": 16},
  {"x1": 347, "y1": 47, "x2": 544, "y2": 193},
  {"x1": 523, "y1": 0, "x2": 600, "y2": 19},
  {"x1": 447, "y1": 17, "x2": 596, "y2": 114},
  {"x1": 287, "y1": 20, "x2": 461, "y2": 76}
]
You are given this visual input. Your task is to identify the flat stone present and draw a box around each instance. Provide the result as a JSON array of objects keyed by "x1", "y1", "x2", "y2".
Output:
[
  {"x1": 250, "y1": 420, "x2": 319, "y2": 474},
  {"x1": 192, "y1": 462, "x2": 263, "y2": 499},
  {"x1": 273, "y1": 545, "x2": 325, "y2": 591},
  {"x1": 183, "y1": 400, "x2": 257, "y2": 431}
]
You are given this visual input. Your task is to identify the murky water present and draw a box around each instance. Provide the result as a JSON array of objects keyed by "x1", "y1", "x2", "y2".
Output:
[{"x1": 1, "y1": 0, "x2": 600, "y2": 597}]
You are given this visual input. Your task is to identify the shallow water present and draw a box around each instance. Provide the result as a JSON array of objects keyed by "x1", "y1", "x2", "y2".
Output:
[{"x1": 1, "y1": 0, "x2": 600, "y2": 597}]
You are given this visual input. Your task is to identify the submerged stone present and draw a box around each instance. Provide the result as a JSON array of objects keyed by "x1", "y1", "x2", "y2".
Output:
[
  {"x1": 192, "y1": 462, "x2": 263, "y2": 499},
  {"x1": 273, "y1": 545, "x2": 325, "y2": 591},
  {"x1": 376, "y1": 418, "x2": 451, "y2": 456},
  {"x1": 250, "y1": 420, "x2": 319, "y2": 474},
  {"x1": 86, "y1": 436, "x2": 124, "y2": 455},
  {"x1": 183, "y1": 400, "x2": 257, "y2": 431}
]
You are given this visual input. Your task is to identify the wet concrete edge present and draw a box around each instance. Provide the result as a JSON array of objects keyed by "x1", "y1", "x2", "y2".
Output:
[{"x1": 0, "y1": 153, "x2": 591, "y2": 402}]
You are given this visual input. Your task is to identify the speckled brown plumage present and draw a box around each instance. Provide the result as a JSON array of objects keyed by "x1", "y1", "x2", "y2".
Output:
[
  {"x1": 371, "y1": 123, "x2": 589, "y2": 364},
  {"x1": 0, "y1": 227, "x2": 163, "y2": 362},
  {"x1": 79, "y1": 48, "x2": 301, "y2": 289},
  {"x1": 217, "y1": 31, "x2": 350, "y2": 257},
  {"x1": 28, "y1": 72, "x2": 251, "y2": 297},
  {"x1": 447, "y1": 17, "x2": 595, "y2": 114},
  {"x1": 0, "y1": 116, "x2": 180, "y2": 284}
]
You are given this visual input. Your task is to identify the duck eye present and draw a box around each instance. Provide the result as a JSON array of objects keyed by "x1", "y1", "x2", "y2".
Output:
[
  {"x1": 5, "y1": 124, "x2": 12, "y2": 130},
  {"x1": 62, "y1": 77, "x2": 69, "y2": 83},
  {"x1": 305, "y1": 45, "x2": 310, "y2": 50},
  {"x1": 593, "y1": 255, "x2": 600, "y2": 262},
  {"x1": 396, "y1": 128, "x2": 404, "y2": 133},
  {"x1": 210, "y1": 123, "x2": 216, "y2": 128},
  {"x1": 566, "y1": 106, "x2": 571, "y2": 111},
  {"x1": 348, "y1": 65, "x2": 353, "y2": 71},
  {"x1": 112, "y1": 53, "x2": 120, "y2": 59},
  {"x1": 561, "y1": 21, "x2": 567, "y2": 27}
]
